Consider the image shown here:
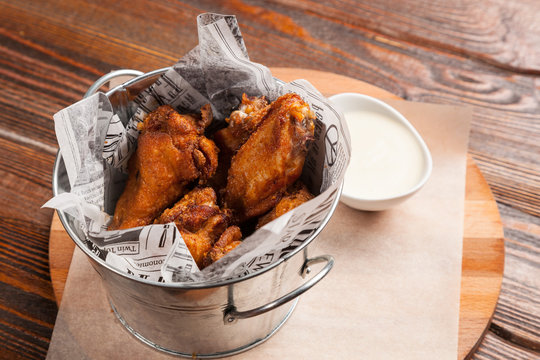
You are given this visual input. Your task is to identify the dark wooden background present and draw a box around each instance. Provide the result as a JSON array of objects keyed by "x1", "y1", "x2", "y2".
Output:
[{"x1": 0, "y1": 0, "x2": 538, "y2": 359}]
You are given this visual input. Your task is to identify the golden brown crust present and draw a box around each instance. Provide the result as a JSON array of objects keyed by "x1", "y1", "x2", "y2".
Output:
[
  {"x1": 154, "y1": 187, "x2": 220, "y2": 228},
  {"x1": 154, "y1": 187, "x2": 240, "y2": 269},
  {"x1": 214, "y1": 94, "x2": 270, "y2": 152},
  {"x1": 223, "y1": 93, "x2": 315, "y2": 222},
  {"x1": 211, "y1": 94, "x2": 270, "y2": 190},
  {"x1": 201, "y1": 226, "x2": 243, "y2": 268},
  {"x1": 256, "y1": 181, "x2": 314, "y2": 228},
  {"x1": 109, "y1": 93, "x2": 315, "y2": 268},
  {"x1": 108, "y1": 105, "x2": 218, "y2": 230}
]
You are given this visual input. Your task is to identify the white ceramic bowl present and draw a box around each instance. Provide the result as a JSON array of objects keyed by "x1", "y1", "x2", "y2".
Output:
[{"x1": 329, "y1": 93, "x2": 432, "y2": 211}]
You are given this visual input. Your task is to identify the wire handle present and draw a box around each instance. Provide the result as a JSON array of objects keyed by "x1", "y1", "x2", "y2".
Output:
[
  {"x1": 224, "y1": 255, "x2": 334, "y2": 324},
  {"x1": 84, "y1": 69, "x2": 144, "y2": 98}
]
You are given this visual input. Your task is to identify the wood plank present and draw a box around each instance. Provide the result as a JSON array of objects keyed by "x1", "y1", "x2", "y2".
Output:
[
  {"x1": 0, "y1": 137, "x2": 57, "y2": 358},
  {"x1": 473, "y1": 331, "x2": 540, "y2": 360},
  {"x1": 493, "y1": 204, "x2": 540, "y2": 351},
  {"x1": 266, "y1": 0, "x2": 540, "y2": 72}
]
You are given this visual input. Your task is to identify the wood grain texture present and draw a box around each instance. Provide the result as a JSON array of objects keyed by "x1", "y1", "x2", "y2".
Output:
[
  {"x1": 494, "y1": 204, "x2": 540, "y2": 351},
  {"x1": 473, "y1": 332, "x2": 540, "y2": 360},
  {"x1": 47, "y1": 68, "x2": 505, "y2": 359},
  {"x1": 0, "y1": 136, "x2": 57, "y2": 359},
  {"x1": 0, "y1": 0, "x2": 538, "y2": 359}
]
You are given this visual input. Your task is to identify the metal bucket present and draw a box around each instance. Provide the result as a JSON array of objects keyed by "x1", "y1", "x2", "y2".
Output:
[{"x1": 52, "y1": 68, "x2": 339, "y2": 358}]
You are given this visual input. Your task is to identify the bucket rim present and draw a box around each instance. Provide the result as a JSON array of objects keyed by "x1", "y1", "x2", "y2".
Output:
[{"x1": 51, "y1": 68, "x2": 342, "y2": 289}]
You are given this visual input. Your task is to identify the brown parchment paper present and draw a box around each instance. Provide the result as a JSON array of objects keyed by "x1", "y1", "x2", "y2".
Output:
[{"x1": 47, "y1": 100, "x2": 471, "y2": 360}]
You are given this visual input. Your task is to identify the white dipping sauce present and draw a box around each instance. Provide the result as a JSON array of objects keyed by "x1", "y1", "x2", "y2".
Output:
[{"x1": 344, "y1": 110, "x2": 426, "y2": 199}]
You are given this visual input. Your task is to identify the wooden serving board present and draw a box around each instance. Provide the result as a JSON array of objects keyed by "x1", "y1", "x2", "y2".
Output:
[{"x1": 48, "y1": 68, "x2": 505, "y2": 359}]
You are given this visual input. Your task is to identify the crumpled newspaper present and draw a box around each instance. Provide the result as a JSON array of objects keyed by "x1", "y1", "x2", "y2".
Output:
[{"x1": 44, "y1": 13, "x2": 351, "y2": 283}]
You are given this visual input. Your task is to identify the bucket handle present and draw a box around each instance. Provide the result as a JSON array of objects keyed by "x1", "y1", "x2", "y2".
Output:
[
  {"x1": 84, "y1": 69, "x2": 144, "y2": 98},
  {"x1": 223, "y1": 254, "x2": 334, "y2": 324}
]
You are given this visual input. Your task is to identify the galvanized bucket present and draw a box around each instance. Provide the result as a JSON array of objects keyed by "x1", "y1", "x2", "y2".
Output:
[{"x1": 52, "y1": 68, "x2": 339, "y2": 358}]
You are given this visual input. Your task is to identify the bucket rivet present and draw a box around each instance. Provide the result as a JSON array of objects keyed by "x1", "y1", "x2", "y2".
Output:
[{"x1": 305, "y1": 267, "x2": 311, "y2": 275}]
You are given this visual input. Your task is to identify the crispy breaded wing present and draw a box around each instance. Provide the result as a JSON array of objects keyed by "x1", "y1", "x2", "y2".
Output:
[
  {"x1": 256, "y1": 181, "x2": 314, "y2": 228},
  {"x1": 154, "y1": 187, "x2": 241, "y2": 269},
  {"x1": 223, "y1": 93, "x2": 315, "y2": 221},
  {"x1": 211, "y1": 94, "x2": 269, "y2": 190},
  {"x1": 214, "y1": 94, "x2": 269, "y2": 154},
  {"x1": 154, "y1": 186, "x2": 221, "y2": 230},
  {"x1": 108, "y1": 105, "x2": 218, "y2": 230},
  {"x1": 179, "y1": 215, "x2": 229, "y2": 269},
  {"x1": 202, "y1": 226, "x2": 242, "y2": 268}
]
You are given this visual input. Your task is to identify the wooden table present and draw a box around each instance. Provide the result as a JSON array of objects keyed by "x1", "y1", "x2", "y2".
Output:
[{"x1": 0, "y1": 1, "x2": 538, "y2": 359}]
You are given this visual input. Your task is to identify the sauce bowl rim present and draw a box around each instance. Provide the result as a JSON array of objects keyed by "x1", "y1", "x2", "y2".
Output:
[{"x1": 328, "y1": 92, "x2": 433, "y2": 209}]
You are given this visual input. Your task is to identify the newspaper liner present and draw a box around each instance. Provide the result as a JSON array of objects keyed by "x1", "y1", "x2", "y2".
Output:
[{"x1": 44, "y1": 13, "x2": 351, "y2": 283}]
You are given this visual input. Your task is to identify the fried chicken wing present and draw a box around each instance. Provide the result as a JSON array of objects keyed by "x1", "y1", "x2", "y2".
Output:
[
  {"x1": 154, "y1": 187, "x2": 241, "y2": 269},
  {"x1": 211, "y1": 94, "x2": 269, "y2": 190},
  {"x1": 202, "y1": 226, "x2": 242, "y2": 268},
  {"x1": 214, "y1": 94, "x2": 269, "y2": 154},
  {"x1": 154, "y1": 186, "x2": 222, "y2": 230},
  {"x1": 108, "y1": 105, "x2": 218, "y2": 230},
  {"x1": 223, "y1": 93, "x2": 315, "y2": 221},
  {"x1": 179, "y1": 216, "x2": 229, "y2": 269},
  {"x1": 256, "y1": 181, "x2": 314, "y2": 229}
]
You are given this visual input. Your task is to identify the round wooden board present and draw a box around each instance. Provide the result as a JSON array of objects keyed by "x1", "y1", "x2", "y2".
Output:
[{"x1": 48, "y1": 68, "x2": 505, "y2": 359}]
